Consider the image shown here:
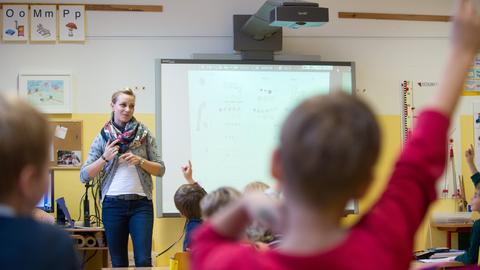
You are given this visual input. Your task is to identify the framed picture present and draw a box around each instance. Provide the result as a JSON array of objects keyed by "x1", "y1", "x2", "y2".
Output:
[{"x1": 18, "y1": 74, "x2": 72, "y2": 113}]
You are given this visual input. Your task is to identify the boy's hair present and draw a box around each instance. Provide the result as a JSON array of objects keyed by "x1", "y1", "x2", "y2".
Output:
[
  {"x1": 174, "y1": 183, "x2": 207, "y2": 219},
  {"x1": 0, "y1": 94, "x2": 51, "y2": 200},
  {"x1": 111, "y1": 88, "x2": 135, "y2": 104},
  {"x1": 244, "y1": 181, "x2": 270, "y2": 194},
  {"x1": 200, "y1": 187, "x2": 242, "y2": 218},
  {"x1": 280, "y1": 91, "x2": 380, "y2": 208}
]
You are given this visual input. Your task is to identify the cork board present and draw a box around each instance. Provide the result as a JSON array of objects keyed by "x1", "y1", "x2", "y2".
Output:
[{"x1": 48, "y1": 120, "x2": 83, "y2": 169}]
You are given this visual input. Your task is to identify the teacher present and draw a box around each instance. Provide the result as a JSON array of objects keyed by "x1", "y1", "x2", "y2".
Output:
[{"x1": 80, "y1": 89, "x2": 165, "y2": 267}]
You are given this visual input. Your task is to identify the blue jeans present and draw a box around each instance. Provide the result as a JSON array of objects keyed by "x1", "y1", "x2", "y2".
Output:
[{"x1": 102, "y1": 196, "x2": 153, "y2": 267}]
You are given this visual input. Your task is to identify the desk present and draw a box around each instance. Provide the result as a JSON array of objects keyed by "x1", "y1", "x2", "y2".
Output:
[
  {"x1": 65, "y1": 227, "x2": 110, "y2": 268},
  {"x1": 432, "y1": 223, "x2": 473, "y2": 249},
  {"x1": 410, "y1": 261, "x2": 464, "y2": 269}
]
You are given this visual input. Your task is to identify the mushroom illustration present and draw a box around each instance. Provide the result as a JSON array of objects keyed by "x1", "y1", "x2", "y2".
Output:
[{"x1": 65, "y1": 22, "x2": 77, "y2": 37}]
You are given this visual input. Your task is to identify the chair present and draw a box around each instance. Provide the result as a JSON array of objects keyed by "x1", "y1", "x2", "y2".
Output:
[{"x1": 169, "y1": 252, "x2": 190, "y2": 270}]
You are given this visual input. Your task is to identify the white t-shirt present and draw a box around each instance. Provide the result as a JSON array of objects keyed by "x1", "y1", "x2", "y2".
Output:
[{"x1": 106, "y1": 159, "x2": 146, "y2": 196}]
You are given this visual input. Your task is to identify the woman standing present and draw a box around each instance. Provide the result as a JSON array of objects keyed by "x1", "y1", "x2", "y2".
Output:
[{"x1": 80, "y1": 89, "x2": 165, "y2": 267}]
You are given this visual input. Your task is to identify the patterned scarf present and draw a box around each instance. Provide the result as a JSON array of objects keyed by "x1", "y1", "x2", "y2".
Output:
[{"x1": 100, "y1": 116, "x2": 148, "y2": 154}]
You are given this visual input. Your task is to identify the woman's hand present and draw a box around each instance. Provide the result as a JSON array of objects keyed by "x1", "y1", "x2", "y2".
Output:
[
  {"x1": 103, "y1": 139, "x2": 120, "y2": 161},
  {"x1": 120, "y1": 151, "x2": 142, "y2": 166}
]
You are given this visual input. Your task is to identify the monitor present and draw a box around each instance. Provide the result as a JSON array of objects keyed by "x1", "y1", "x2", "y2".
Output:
[
  {"x1": 157, "y1": 59, "x2": 356, "y2": 215},
  {"x1": 36, "y1": 170, "x2": 54, "y2": 213}
]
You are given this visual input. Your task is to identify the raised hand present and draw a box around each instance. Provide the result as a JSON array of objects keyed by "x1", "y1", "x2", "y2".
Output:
[
  {"x1": 451, "y1": 0, "x2": 480, "y2": 54},
  {"x1": 466, "y1": 144, "x2": 475, "y2": 164},
  {"x1": 465, "y1": 144, "x2": 479, "y2": 174},
  {"x1": 181, "y1": 160, "x2": 195, "y2": 184}
]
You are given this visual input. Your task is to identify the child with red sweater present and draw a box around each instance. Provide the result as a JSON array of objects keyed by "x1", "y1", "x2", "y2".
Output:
[{"x1": 190, "y1": 1, "x2": 480, "y2": 269}]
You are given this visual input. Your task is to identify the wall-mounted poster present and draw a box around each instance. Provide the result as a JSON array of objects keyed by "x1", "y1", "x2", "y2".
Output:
[
  {"x1": 2, "y1": 5, "x2": 29, "y2": 42},
  {"x1": 30, "y1": 5, "x2": 57, "y2": 42},
  {"x1": 18, "y1": 74, "x2": 72, "y2": 114},
  {"x1": 59, "y1": 5, "x2": 86, "y2": 42},
  {"x1": 463, "y1": 54, "x2": 480, "y2": 94}
]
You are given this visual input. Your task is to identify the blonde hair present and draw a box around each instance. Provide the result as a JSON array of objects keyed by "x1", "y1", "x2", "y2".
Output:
[
  {"x1": 244, "y1": 181, "x2": 270, "y2": 194},
  {"x1": 200, "y1": 187, "x2": 242, "y2": 218},
  {"x1": 111, "y1": 88, "x2": 135, "y2": 104},
  {"x1": 0, "y1": 94, "x2": 51, "y2": 200}
]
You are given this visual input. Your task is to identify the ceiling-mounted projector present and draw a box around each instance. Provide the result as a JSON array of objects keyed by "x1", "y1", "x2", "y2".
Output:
[
  {"x1": 234, "y1": 0, "x2": 329, "y2": 60},
  {"x1": 269, "y1": 2, "x2": 329, "y2": 28}
]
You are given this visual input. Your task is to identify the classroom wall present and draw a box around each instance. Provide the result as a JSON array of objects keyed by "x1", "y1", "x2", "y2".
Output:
[{"x1": 1, "y1": 0, "x2": 479, "y2": 267}]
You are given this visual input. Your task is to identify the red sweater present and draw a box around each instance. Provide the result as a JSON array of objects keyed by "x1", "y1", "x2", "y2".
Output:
[{"x1": 191, "y1": 110, "x2": 449, "y2": 270}]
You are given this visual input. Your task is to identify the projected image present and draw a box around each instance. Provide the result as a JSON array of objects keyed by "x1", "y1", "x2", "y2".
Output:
[
  {"x1": 187, "y1": 70, "x2": 330, "y2": 192},
  {"x1": 160, "y1": 60, "x2": 354, "y2": 214}
]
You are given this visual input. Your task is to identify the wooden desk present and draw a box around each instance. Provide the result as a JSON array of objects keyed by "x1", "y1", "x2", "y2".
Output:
[
  {"x1": 432, "y1": 223, "x2": 473, "y2": 249},
  {"x1": 65, "y1": 227, "x2": 110, "y2": 267}
]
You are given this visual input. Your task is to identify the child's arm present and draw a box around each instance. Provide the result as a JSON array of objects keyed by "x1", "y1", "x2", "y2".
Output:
[
  {"x1": 466, "y1": 144, "x2": 478, "y2": 175},
  {"x1": 181, "y1": 160, "x2": 196, "y2": 184},
  {"x1": 426, "y1": 0, "x2": 480, "y2": 117},
  {"x1": 465, "y1": 144, "x2": 480, "y2": 186},
  {"x1": 358, "y1": 1, "x2": 480, "y2": 265}
]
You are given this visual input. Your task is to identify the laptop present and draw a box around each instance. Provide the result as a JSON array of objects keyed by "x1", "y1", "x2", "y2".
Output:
[{"x1": 55, "y1": 197, "x2": 75, "y2": 228}]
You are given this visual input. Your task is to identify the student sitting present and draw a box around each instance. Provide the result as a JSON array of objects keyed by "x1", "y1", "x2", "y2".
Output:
[
  {"x1": 455, "y1": 145, "x2": 480, "y2": 264},
  {"x1": 190, "y1": 1, "x2": 480, "y2": 269},
  {"x1": 0, "y1": 94, "x2": 80, "y2": 270},
  {"x1": 244, "y1": 181, "x2": 270, "y2": 194},
  {"x1": 243, "y1": 181, "x2": 279, "y2": 246},
  {"x1": 200, "y1": 186, "x2": 242, "y2": 219},
  {"x1": 175, "y1": 160, "x2": 207, "y2": 251}
]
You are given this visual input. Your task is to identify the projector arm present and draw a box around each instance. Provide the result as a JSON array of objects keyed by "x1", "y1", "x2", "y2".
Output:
[
  {"x1": 241, "y1": 1, "x2": 281, "y2": 41},
  {"x1": 233, "y1": 0, "x2": 328, "y2": 60}
]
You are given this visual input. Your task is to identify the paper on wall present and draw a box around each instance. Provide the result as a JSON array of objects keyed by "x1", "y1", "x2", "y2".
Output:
[{"x1": 54, "y1": 125, "x2": 68, "y2": 139}]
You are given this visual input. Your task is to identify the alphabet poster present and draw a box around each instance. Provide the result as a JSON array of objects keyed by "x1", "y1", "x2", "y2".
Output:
[
  {"x1": 464, "y1": 55, "x2": 480, "y2": 93},
  {"x1": 30, "y1": 5, "x2": 57, "y2": 42},
  {"x1": 59, "y1": 5, "x2": 86, "y2": 42},
  {"x1": 2, "y1": 5, "x2": 29, "y2": 42}
]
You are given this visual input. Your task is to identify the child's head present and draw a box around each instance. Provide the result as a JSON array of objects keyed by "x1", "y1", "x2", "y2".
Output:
[
  {"x1": 276, "y1": 91, "x2": 380, "y2": 211},
  {"x1": 0, "y1": 94, "x2": 51, "y2": 212},
  {"x1": 471, "y1": 185, "x2": 480, "y2": 212},
  {"x1": 174, "y1": 183, "x2": 207, "y2": 219},
  {"x1": 244, "y1": 181, "x2": 270, "y2": 194},
  {"x1": 200, "y1": 186, "x2": 242, "y2": 219}
]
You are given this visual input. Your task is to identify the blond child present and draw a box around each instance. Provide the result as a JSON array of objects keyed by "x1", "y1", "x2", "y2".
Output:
[
  {"x1": 200, "y1": 187, "x2": 242, "y2": 219},
  {"x1": 190, "y1": 1, "x2": 480, "y2": 269},
  {"x1": 244, "y1": 181, "x2": 270, "y2": 194}
]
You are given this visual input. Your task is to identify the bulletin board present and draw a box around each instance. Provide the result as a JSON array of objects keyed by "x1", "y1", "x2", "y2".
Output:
[{"x1": 48, "y1": 120, "x2": 83, "y2": 169}]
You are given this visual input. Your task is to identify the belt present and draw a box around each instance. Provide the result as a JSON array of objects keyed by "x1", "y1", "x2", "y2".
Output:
[{"x1": 105, "y1": 194, "x2": 147, "y2": 201}]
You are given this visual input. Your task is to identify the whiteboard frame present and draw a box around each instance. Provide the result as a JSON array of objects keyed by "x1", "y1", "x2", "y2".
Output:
[{"x1": 155, "y1": 58, "x2": 358, "y2": 217}]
